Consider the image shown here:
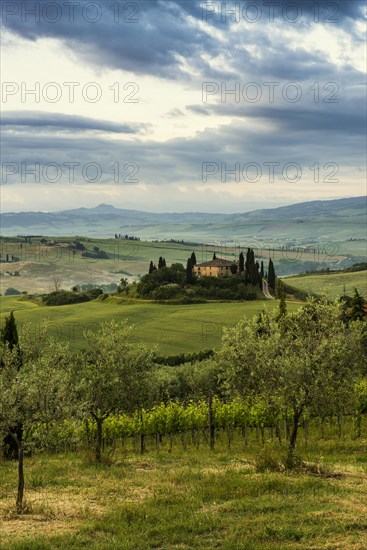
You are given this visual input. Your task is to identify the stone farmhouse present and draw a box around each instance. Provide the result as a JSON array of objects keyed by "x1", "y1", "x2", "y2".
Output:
[{"x1": 193, "y1": 258, "x2": 237, "y2": 277}]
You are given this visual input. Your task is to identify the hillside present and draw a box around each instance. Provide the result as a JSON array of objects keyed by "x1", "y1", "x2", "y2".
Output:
[
  {"x1": 0, "y1": 296, "x2": 301, "y2": 354},
  {"x1": 1, "y1": 197, "x2": 365, "y2": 244},
  {"x1": 0, "y1": 234, "x2": 358, "y2": 295},
  {"x1": 284, "y1": 270, "x2": 367, "y2": 300}
]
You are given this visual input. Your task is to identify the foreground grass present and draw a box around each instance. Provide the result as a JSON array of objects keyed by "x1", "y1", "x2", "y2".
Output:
[{"x1": 1, "y1": 435, "x2": 367, "y2": 549}]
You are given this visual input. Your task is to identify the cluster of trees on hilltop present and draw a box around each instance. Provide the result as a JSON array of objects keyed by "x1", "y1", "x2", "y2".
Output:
[
  {"x1": 149, "y1": 257, "x2": 167, "y2": 272},
  {"x1": 138, "y1": 259, "x2": 258, "y2": 301},
  {"x1": 42, "y1": 288, "x2": 103, "y2": 306},
  {"x1": 189, "y1": 248, "x2": 276, "y2": 290},
  {"x1": 140, "y1": 249, "x2": 277, "y2": 300},
  {"x1": 114, "y1": 234, "x2": 140, "y2": 240}
]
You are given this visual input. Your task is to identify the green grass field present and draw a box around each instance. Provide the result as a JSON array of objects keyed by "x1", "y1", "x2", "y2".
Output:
[
  {"x1": 284, "y1": 270, "x2": 367, "y2": 301},
  {"x1": 1, "y1": 431, "x2": 367, "y2": 550},
  {"x1": 0, "y1": 296, "x2": 300, "y2": 354}
]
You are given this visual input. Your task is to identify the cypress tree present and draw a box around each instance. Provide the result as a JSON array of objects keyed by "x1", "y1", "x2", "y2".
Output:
[
  {"x1": 268, "y1": 259, "x2": 276, "y2": 290},
  {"x1": 245, "y1": 248, "x2": 251, "y2": 283},
  {"x1": 260, "y1": 261, "x2": 264, "y2": 278},
  {"x1": 186, "y1": 258, "x2": 194, "y2": 284},
  {"x1": 148, "y1": 261, "x2": 154, "y2": 274},
  {"x1": 1, "y1": 311, "x2": 18, "y2": 351},
  {"x1": 158, "y1": 257, "x2": 163, "y2": 269},
  {"x1": 250, "y1": 248, "x2": 255, "y2": 267},
  {"x1": 246, "y1": 248, "x2": 256, "y2": 283},
  {"x1": 245, "y1": 248, "x2": 250, "y2": 271},
  {"x1": 213, "y1": 252, "x2": 217, "y2": 260},
  {"x1": 258, "y1": 270, "x2": 263, "y2": 291},
  {"x1": 1, "y1": 312, "x2": 22, "y2": 460},
  {"x1": 247, "y1": 250, "x2": 257, "y2": 284},
  {"x1": 239, "y1": 252, "x2": 244, "y2": 273},
  {"x1": 254, "y1": 261, "x2": 261, "y2": 289},
  {"x1": 350, "y1": 289, "x2": 365, "y2": 321},
  {"x1": 191, "y1": 252, "x2": 197, "y2": 265}
]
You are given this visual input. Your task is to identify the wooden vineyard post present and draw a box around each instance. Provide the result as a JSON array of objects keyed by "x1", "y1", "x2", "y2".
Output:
[{"x1": 208, "y1": 391, "x2": 215, "y2": 450}]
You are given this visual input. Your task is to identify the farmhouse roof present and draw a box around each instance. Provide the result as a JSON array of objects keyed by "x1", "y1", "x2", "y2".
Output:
[{"x1": 196, "y1": 258, "x2": 237, "y2": 268}]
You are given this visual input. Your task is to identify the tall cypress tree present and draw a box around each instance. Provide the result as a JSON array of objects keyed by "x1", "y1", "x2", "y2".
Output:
[
  {"x1": 1, "y1": 311, "x2": 18, "y2": 351},
  {"x1": 1, "y1": 312, "x2": 22, "y2": 460},
  {"x1": 186, "y1": 258, "x2": 194, "y2": 284},
  {"x1": 246, "y1": 249, "x2": 257, "y2": 284},
  {"x1": 158, "y1": 257, "x2": 163, "y2": 269},
  {"x1": 213, "y1": 252, "x2": 217, "y2": 260},
  {"x1": 239, "y1": 252, "x2": 244, "y2": 273},
  {"x1": 250, "y1": 249, "x2": 255, "y2": 268},
  {"x1": 268, "y1": 259, "x2": 276, "y2": 290},
  {"x1": 254, "y1": 261, "x2": 261, "y2": 289},
  {"x1": 245, "y1": 248, "x2": 250, "y2": 271},
  {"x1": 245, "y1": 248, "x2": 251, "y2": 284},
  {"x1": 350, "y1": 289, "x2": 365, "y2": 321},
  {"x1": 260, "y1": 261, "x2": 264, "y2": 278},
  {"x1": 258, "y1": 270, "x2": 263, "y2": 291},
  {"x1": 148, "y1": 261, "x2": 154, "y2": 274},
  {"x1": 191, "y1": 251, "x2": 197, "y2": 265}
]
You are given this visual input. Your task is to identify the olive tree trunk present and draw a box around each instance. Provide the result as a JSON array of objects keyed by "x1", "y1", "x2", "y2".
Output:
[
  {"x1": 288, "y1": 407, "x2": 303, "y2": 456},
  {"x1": 95, "y1": 417, "x2": 103, "y2": 462},
  {"x1": 16, "y1": 440, "x2": 25, "y2": 513}
]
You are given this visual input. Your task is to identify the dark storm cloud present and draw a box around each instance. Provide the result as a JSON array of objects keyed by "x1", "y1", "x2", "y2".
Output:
[
  {"x1": 247, "y1": 105, "x2": 366, "y2": 136},
  {"x1": 165, "y1": 0, "x2": 365, "y2": 26},
  {"x1": 1, "y1": 0, "x2": 219, "y2": 79},
  {"x1": 0, "y1": 112, "x2": 148, "y2": 134},
  {"x1": 1, "y1": 0, "x2": 365, "y2": 80},
  {"x1": 189, "y1": 91, "x2": 367, "y2": 137},
  {"x1": 239, "y1": 0, "x2": 364, "y2": 18},
  {"x1": 1, "y1": 114, "x2": 364, "y2": 186},
  {"x1": 228, "y1": 46, "x2": 343, "y2": 82}
]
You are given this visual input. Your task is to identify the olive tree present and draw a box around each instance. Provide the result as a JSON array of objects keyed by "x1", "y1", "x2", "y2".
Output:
[
  {"x1": 219, "y1": 299, "x2": 365, "y2": 456},
  {"x1": 0, "y1": 327, "x2": 71, "y2": 512},
  {"x1": 73, "y1": 321, "x2": 155, "y2": 462}
]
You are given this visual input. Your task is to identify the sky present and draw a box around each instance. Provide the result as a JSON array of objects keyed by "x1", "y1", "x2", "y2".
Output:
[{"x1": 1, "y1": 0, "x2": 366, "y2": 213}]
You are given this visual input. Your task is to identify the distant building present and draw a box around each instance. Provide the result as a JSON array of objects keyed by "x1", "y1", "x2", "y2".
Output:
[{"x1": 193, "y1": 258, "x2": 237, "y2": 277}]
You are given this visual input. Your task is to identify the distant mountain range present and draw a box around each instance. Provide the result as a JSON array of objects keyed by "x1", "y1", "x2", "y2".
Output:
[{"x1": 1, "y1": 196, "x2": 366, "y2": 243}]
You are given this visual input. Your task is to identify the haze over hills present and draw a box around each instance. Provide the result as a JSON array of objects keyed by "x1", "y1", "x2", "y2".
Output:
[{"x1": 0, "y1": 196, "x2": 366, "y2": 244}]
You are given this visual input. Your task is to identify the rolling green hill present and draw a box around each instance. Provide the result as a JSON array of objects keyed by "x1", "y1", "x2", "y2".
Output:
[
  {"x1": 0, "y1": 296, "x2": 300, "y2": 354},
  {"x1": 283, "y1": 270, "x2": 367, "y2": 300}
]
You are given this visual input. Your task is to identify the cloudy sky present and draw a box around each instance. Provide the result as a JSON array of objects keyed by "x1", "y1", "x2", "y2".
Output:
[{"x1": 1, "y1": 0, "x2": 366, "y2": 213}]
